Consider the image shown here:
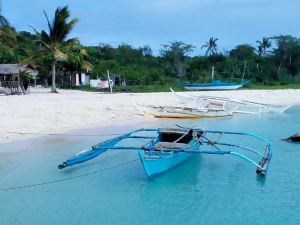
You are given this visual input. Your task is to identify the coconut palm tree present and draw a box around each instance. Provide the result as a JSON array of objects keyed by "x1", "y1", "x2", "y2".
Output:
[
  {"x1": 64, "y1": 48, "x2": 92, "y2": 74},
  {"x1": 201, "y1": 37, "x2": 219, "y2": 56},
  {"x1": 76, "y1": 49, "x2": 92, "y2": 71},
  {"x1": 28, "y1": 6, "x2": 78, "y2": 93},
  {"x1": 256, "y1": 37, "x2": 271, "y2": 57}
]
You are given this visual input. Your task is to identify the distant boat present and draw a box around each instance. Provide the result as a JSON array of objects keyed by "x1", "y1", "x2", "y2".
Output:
[
  {"x1": 58, "y1": 127, "x2": 272, "y2": 177},
  {"x1": 184, "y1": 66, "x2": 250, "y2": 91},
  {"x1": 184, "y1": 80, "x2": 250, "y2": 91},
  {"x1": 134, "y1": 103, "x2": 232, "y2": 119}
]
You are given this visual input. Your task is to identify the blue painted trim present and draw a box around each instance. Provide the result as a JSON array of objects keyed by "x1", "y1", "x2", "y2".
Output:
[{"x1": 184, "y1": 80, "x2": 250, "y2": 87}]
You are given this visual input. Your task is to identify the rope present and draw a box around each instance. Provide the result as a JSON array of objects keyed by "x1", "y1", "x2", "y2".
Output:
[
  {"x1": 0, "y1": 159, "x2": 139, "y2": 191},
  {"x1": 174, "y1": 124, "x2": 221, "y2": 151},
  {"x1": 6, "y1": 131, "x2": 122, "y2": 137}
]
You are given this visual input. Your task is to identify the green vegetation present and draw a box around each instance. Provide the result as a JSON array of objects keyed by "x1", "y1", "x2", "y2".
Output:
[
  {"x1": 1, "y1": 5, "x2": 300, "y2": 93},
  {"x1": 24, "y1": 6, "x2": 80, "y2": 93}
]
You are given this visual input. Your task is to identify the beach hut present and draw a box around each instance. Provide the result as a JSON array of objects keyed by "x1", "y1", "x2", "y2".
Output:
[{"x1": 0, "y1": 64, "x2": 38, "y2": 95}]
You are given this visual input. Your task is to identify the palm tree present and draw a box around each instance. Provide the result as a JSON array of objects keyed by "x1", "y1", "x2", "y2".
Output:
[
  {"x1": 201, "y1": 37, "x2": 219, "y2": 56},
  {"x1": 28, "y1": 6, "x2": 78, "y2": 93},
  {"x1": 76, "y1": 49, "x2": 92, "y2": 71},
  {"x1": 256, "y1": 37, "x2": 271, "y2": 57},
  {"x1": 65, "y1": 48, "x2": 92, "y2": 74}
]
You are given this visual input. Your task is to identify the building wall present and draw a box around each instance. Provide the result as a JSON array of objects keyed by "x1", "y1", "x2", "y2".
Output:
[{"x1": 71, "y1": 73, "x2": 90, "y2": 86}]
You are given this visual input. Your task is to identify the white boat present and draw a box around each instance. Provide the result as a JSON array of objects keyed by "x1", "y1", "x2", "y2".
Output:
[
  {"x1": 170, "y1": 88, "x2": 291, "y2": 115},
  {"x1": 134, "y1": 103, "x2": 232, "y2": 119}
]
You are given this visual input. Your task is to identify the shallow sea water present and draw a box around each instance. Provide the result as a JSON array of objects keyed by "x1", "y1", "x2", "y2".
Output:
[{"x1": 0, "y1": 106, "x2": 300, "y2": 225}]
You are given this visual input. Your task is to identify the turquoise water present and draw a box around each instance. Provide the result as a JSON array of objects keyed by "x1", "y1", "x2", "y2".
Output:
[{"x1": 1, "y1": 106, "x2": 300, "y2": 225}]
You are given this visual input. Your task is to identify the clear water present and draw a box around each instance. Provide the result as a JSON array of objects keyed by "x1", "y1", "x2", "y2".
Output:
[{"x1": 1, "y1": 106, "x2": 300, "y2": 225}]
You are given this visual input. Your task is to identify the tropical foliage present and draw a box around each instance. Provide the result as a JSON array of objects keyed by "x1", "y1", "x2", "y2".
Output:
[
  {"x1": 256, "y1": 37, "x2": 271, "y2": 57},
  {"x1": 26, "y1": 6, "x2": 79, "y2": 92},
  {"x1": 160, "y1": 41, "x2": 194, "y2": 77},
  {"x1": 201, "y1": 37, "x2": 219, "y2": 56},
  {"x1": 0, "y1": 5, "x2": 300, "y2": 91}
]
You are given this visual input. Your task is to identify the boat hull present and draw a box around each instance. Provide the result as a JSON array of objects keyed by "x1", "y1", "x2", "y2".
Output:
[
  {"x1": 184, "y1": 84, "x2": 243, "y2": 91},
  {"x1": 138, "y1": 150, "x2": 191, "y2": 177},
  {"x1": 135, "y1": 103, "x2": 232, "y2": 118},
  {"x1": 184, "y1": 80, "x2": 250, "y2": 91}
]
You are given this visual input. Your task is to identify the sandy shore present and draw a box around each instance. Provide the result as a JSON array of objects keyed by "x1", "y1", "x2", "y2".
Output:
[{"x1": 1, "y1": 87, "x2": 300, "y2": 143}]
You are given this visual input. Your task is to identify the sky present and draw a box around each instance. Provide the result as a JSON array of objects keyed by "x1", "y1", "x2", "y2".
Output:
[{"x1": 3, "y1": 0, "x2": 300, "y2": 55}]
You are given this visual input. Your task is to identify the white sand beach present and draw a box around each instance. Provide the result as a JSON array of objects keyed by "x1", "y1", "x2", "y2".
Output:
[{"x1": 1, "y1": 88, "x2": 300, "y2": 143}]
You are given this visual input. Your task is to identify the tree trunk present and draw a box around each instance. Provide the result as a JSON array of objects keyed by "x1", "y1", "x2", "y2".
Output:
[
  {"x1": 44, "y1": 78, "x2": 48, "y2": 86},
  {"x1": 242, "y1": 60, "x2": 247, "y2": 82},
  {"x1": 51, "y1": 60, "x2": 57, "y2": 93},
  {"x1": 277, "y1": 62, "x2": 282, "y2": 78}
]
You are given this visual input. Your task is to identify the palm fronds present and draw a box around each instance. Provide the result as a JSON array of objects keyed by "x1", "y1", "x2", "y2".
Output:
[{"x1": 201, "y1": 37, "x2": 219, "y2": 56}]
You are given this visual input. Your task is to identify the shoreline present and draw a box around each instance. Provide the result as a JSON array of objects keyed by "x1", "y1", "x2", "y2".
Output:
[
  {"x1": 1, "y1": 87, "x2": 300, "y2": 144},
  {"x1": 1, "y1": 115, "x2": 157, "y2": 144}
]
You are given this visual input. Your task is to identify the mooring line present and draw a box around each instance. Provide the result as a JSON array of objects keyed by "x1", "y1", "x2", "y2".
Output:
[
  {"x1": 0, "y1": 159, "x2": 139, "y2": 191},
  {"x1": 7, "y1": 131, "x2": 122, "y2": 137}
]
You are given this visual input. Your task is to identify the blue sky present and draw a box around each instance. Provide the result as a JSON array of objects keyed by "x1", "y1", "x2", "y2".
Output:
[{"x1": 3, "y1": 0, "x2": 300, "y2": 55}]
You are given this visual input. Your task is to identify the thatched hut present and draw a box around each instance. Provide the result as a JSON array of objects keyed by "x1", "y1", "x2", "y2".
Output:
[{"x1": 0, "y1": 64, "x2": 38, "y2": 95}]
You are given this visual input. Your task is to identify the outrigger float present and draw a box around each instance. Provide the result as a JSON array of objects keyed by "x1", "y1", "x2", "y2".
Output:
[{"x1": 58, "y1": 127, "x2": 272, "y2": 177}]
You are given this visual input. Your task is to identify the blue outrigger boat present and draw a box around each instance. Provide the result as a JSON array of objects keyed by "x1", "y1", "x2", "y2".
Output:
[
  {"x1": 184, "y1": 80, "x2": 250, "y2": 91},
  {"x1": 58, "y1": 127, "x2": 272, "y2": 177},
  {"x1": 184, "y1": 66, "x2": 250, "y2": 91}
]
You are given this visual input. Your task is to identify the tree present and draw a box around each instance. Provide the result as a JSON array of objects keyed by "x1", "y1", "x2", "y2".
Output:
[
  {"x1": 64, "y1": 48, "x2": 92, "y2": 73},
  {"x1": 271, "y1": 35, "x2": 300, "y2": 77},
  {"x1": 256, "y1": 37, "x2": 271, "y2": 57},
  {"x1": 229, "y1": 44, "x2": 257, "y2": 80},
  {"x1": 28, "y1": 6, "x2": 78, "y2": 93},
  {"x1": 139, "y1": 45, "x2": 152, "y2": 57},
  {"x1": 19, "y1": 70, "x2": 32, "y2": 93},
  {"x1": 230, "y1": 44, "x2": 256, "y2": 61},
  {"x1": 115, "y1": 43, "x2": 144, "y2": 65},
  {"x1": 160, "y1": 41, "x2": 194, "y2": 77},
  {"x1": 201, "y1": 37, "x2": 219, "y2": 56}
]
